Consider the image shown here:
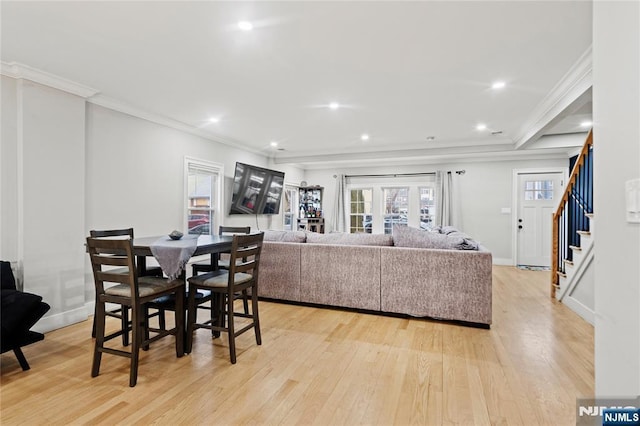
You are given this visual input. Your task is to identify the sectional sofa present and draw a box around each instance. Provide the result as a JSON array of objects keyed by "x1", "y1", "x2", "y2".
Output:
[{"x1": 258, "y1": 228, "x2": 493, "y2": 327}]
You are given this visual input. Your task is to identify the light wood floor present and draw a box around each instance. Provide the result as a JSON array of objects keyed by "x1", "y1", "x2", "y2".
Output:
[{"x1": 0, "y1": 266, "x2": 593, "y2": 425}]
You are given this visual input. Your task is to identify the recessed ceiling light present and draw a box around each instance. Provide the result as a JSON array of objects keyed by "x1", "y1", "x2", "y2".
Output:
[
  {"x1": 270, "y1": 141, "x2": 278, "y2": 147},
  {"x1": 329, "y1": 102, "x2": 340, "y2": 110},
  {"x1": 581, "y1": 120, "x2": 593, "y2": 127},
  {"x1": 361, "y1": 134, "x2": 370, "y2": 141},
  {"x1": 238, "y1": 21, "x2": 253, "y2": 31},
  {"x1": 209, "y1": 117, "x2": 220, "y2": 123},
  {"x1": 492, "y1": 81, "x2": 506, "y2": 90},
  {"x1": 476, "y1": 123, "x2": 487, "y2": 131}
]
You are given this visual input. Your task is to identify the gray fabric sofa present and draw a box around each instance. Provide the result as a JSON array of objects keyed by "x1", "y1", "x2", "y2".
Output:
[{"x1": 258, "y1": 229, "x2": 493, "y2": 327}]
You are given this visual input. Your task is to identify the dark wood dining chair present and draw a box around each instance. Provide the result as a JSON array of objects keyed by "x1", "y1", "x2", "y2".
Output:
[
  {"x1": 192, "y1": 226, "x2": 251, "y2": 314},
  {"x1": 89, "y1": 228, "x2": 163, "y2": 346},
  {"x1": 186, "y1": 232, "x2": 264, "y2": 363},
  {"x1": 86, "y1": 237, "x2": 184, "y2": 387}
]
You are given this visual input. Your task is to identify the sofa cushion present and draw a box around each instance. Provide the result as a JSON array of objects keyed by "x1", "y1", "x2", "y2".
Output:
[
  {"x1": 263, "y1": 230, "x2": 307, "y2": 243},
  {"x1": 306, "y1": 232, "x2": 393, "y2": 246},
  {"x1": 393, "y1": 225, "x2": 479, "y2": 250}
]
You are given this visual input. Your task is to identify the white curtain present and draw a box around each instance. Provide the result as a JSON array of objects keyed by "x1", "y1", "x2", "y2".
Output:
[
  {"x1": 435, "y1": 171, "x2": 457, "y2": 227},
  {"x1": 332, "y1": 174, "x2": 347, "y2": 232}
]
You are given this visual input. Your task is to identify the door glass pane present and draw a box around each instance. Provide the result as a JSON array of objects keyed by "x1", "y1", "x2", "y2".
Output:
[
  {"x1": 524, "y1": 180, "x2": 554, "y2": 201},
  {"x1": 383, "y1": 187, "x2": 408, "y2": 234},
  {"x1": 349, "y1": 188, "x2": 372, "y2": 233}
]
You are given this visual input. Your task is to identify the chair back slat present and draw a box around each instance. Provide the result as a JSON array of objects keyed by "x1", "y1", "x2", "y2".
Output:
[{"x1": 90, "y1": 228, "x2": 135, "y2": 238}]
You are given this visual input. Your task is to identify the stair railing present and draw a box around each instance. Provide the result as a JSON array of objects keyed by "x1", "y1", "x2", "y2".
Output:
[{"x1": 551, "y1": 129, "x2": 593, "y2": 297}]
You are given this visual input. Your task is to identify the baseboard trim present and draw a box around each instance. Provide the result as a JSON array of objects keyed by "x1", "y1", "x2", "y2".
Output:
[
  {"x1": 562, "y1": 295, "x2": 595, "y2": 325},
  {"x1": 492, "y1": 257, "x2": 513, "y2": 266},
  {"x1": 33, "y1": 305, "x2": 91, "y2": 334}
]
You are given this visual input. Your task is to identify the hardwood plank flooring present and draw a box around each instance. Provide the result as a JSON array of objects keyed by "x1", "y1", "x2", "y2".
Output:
[{"x1": 0, "y1": 266, "x2": 593, "y2": 425}]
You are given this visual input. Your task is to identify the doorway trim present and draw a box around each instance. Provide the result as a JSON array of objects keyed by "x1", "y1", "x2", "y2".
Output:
[{"x1": 511, "y1": 167, "x2": 569, "y2": 266}]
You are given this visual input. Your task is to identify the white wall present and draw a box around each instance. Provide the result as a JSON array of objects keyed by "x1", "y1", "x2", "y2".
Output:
[
  {"x1": 1, "y1": 76, "x2": 19, "y2": 262},
  {"x1": 593, "y1": 0, "x2": 640, "y2": 397},
  {"x1": 85, "y1": 104, "x2": 304, "y2": 300},
  {"x1": 1, "y1": 77, "x2": 87, "y2": 331},
  {"x1": 1, "y1": 75, "x2": 305, "y2": 331},
  {"x1": 304, "y1": 158, "x2": 567, "y2": 263}
]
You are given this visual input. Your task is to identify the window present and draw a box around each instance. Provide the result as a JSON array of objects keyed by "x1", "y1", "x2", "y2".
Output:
[
  {"x1": 349, "y1": 188, "x2": 373, "y2": 233},
  {"x1": 382, "y1": 187, "x2": 409, "y2": 234},
  {"x1": 283, "y1": 185, "x2": 298, "y2": 231},
  {"x1": 185, "y1": 158, "x2": 223, "y2": 236},
  {"x1": 347, "y1": 175, "x2": 436, "y2": 234},
  {"x1": 525, "y1": 180, "x2": 554, "y2": 200},
  {"x1": 419, "y1": 187, "x2": 435, "y2": 228}
]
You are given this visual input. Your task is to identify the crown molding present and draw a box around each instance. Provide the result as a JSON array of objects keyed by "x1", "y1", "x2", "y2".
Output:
[
  {"x1": 1, "y1": 61, "x2": 262, "y2": 156},
  {"x1": 274, "y1": 145, "x2": 572, "y2": 170},
  {"x1": 1, "y1": 61, "x2": 99, "y2": 98},
  {"x1": 514, "y1": 45, "x2": 593, "y2": 149},
  {"x1": 88, "y1": 94, "x2": 262, "y2": 155}
]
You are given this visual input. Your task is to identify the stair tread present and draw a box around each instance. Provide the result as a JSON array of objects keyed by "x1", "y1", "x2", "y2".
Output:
[
  {"x1": 569, "y1": 245, "x2": 582, "y2": 251},
  {"x1": 564, "y1": 260, "x2": 574, "y2": 266},
  {"x1": 577, "y1": 230, "x2": 591, "y2": 235},
  {"x1": 557, "y1": 271, "x2": 567, "y2": 278},
  {"x1": 586, "y1": 213, "x2": 595, "y2": 219}
]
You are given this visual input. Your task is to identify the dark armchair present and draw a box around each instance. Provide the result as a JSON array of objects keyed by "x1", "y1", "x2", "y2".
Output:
[{"x1": 1, "y1": 261, "x2": 50, "y2": 370}]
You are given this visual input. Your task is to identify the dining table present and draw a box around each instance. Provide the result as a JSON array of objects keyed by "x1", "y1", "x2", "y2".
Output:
[
  {"x1": 132, "y1": 234, "x2": 235, "y2": 349},
  {"x1": 133, "y1": 234, "x2": 234, "y2": 278}
]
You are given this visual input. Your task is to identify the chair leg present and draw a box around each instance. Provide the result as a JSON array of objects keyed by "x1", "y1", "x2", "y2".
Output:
[
  {"x1": 241, "y1": 290, "x2": 249, "y2": 315},
  {"x1": 186, "y1": 286, "x2": 197, "y2": 354},
  {"x1": 91, "y1": 303, "x2": 97, "y2": 338},
  {"x1": 130, "y1": 305, "x2": 141, "y2": 387},
  {"x1": 175, "y1": 288, "x2": 185, "y2": 358},
  {"x1": 142, "y1": 306, "x2": 150, "y2": 351},
  {"x1": 227, "y1": 292, "x2": 236, "y2": 364},
  {"x1": 252, "y1": 288, "x2": 262, "y2": 346},
  {"x1": 92, "y1": 300, "x2": 106, "y2": 378},
  {"x1": 159, "y1": 308, "x2": 166, "y2": 331},
  {"x1": 13, "y1": 347, "x2": 30, "y2": 371},
  {"x1": 121, "y1": 305, "x2": 130, "y2": 346}
]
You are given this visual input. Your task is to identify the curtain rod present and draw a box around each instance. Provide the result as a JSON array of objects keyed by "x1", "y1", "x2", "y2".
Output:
[{"x1": 340, "y1": 170, "x2": 466, "y2": 179}]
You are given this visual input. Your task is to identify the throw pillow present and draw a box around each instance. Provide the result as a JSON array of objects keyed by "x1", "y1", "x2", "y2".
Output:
[{"x1": 393, "y1": 225, "x2": 479, "y2": 250}]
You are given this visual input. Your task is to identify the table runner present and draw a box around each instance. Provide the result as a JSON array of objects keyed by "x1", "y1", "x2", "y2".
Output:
[{"x1": 149, "y1": 235, "x2": 198, "y2": 280}]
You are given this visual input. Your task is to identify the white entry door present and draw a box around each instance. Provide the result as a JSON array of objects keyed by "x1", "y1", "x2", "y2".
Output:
[{"x1": 517, "y1": 172, "x2": 564, "y2": 266}]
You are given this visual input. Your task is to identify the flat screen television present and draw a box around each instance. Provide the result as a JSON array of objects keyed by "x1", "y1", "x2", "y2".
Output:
[{"x1": 229, "y1": 162, "x2": 285, "y2": 215}]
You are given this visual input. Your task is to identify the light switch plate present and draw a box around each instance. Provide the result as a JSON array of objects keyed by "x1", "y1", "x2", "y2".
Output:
[{"x1": 626, "y1": 178, "x2": 640, "y2": 223}]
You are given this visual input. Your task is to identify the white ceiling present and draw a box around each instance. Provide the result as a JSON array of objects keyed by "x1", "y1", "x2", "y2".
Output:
[{"x1": 1, "y1": 1, "x2": 593, "y2": 168}]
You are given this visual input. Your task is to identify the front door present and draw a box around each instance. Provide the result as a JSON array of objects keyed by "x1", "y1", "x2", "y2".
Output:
[{"x1": 517, "y1": 172, "x2": 564, "y2": 266}]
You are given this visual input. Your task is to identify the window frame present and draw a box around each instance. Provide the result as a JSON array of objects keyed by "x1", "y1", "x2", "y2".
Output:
[
  {"x1": 282, "y1": 184, "x2": 299, "y2": 231},
  {"x1": 184, "y1": 157, "x2": 224, "y2": 236},
  {"x1": 346, "y1": 175, "x2": 436, "y2": 234}
]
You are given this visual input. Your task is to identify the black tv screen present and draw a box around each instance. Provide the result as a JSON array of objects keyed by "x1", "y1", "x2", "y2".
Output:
[{"x1": 229, "y1": 163, "x2": 285, "y2": 215}]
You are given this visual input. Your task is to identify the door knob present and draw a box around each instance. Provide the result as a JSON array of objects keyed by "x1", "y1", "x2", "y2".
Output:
[
  {"x1": 518, "y1": 225, "x2": 523, "y2": 229},
  {"x1": 518, "y1": 219, "x2": 523, "y2": 223}
]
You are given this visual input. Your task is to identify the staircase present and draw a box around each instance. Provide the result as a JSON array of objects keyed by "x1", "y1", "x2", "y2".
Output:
[{"x1": 551, "y1": 130, "x2": 594, "y2": 323}]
